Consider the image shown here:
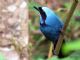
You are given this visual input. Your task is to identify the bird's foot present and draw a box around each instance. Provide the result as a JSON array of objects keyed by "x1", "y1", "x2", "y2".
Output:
[{"x1": 52, "y1": 50, "x2": 57, "y2": 55}]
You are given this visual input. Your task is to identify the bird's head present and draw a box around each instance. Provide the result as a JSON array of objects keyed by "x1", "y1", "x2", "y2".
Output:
[
  {"x1": 34, "y1": 6, "x2": 53, "y2": 25},
  {"x1": 34, "y1": 6, "x2": 56, "y2": 25},
  {"x1": 34, "y1": 6, "x2": 47, "y2": 21}
]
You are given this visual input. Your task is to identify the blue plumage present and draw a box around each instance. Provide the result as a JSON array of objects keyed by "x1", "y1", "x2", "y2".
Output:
[
  {"x1": 39, "y1": 7, "x2": 64, "y2": 42},
  {"x1": 34, "y1": 6, "x2": 64, "y2": 51}
]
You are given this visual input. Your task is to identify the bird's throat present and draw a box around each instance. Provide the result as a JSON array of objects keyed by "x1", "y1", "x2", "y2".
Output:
[
  {"x1": 40, "y1": 21, "x2": 46, "y2": 26},
  {"x1": 41, "y1": 15, "x2": 46, "y2": 25}
]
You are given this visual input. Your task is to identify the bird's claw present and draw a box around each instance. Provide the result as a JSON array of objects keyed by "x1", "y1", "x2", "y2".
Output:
[{"x1": 52, "y1": 50, "x2": 57, "y2": 55}]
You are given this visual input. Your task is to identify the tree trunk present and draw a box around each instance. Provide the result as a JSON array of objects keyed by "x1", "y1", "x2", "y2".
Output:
[{"x1": 0, "y1": 0, "x2": 29, "y2": 60}]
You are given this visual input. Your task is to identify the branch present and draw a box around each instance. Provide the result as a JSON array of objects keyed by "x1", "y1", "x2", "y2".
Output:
[
  {"x1": 48, "y1": 42, "x2": 53, "y2": 58},
  {"x1": 55, "y1": 0, "x2": 78, "y2": 55}
]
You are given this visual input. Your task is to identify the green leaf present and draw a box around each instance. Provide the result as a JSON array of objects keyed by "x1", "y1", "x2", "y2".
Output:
[{"x1": 62, "y1": 39, "x2": 80, "y2": 55}]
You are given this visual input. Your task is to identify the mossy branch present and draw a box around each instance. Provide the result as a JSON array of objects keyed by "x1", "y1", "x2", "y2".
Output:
[{"x1": 55, "y1": 0, "x2": 78, "y2": 55}]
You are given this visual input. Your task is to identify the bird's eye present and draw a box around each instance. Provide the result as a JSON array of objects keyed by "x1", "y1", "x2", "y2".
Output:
[{"x1": 39, "y1": 7, "x2": 42, "y2": 10}]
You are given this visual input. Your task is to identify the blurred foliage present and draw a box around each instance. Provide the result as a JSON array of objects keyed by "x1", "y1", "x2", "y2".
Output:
[
  {"x1": 28, "y1": 0, "x2": 41, "y2": 11},
  {"x1": 48, "y1": 53, "x2": 80, "y2": 60},
  {"x1": 0, "y1": 52, "x2": 5, "y2": 60},
  {"x1": 32, "y1": 39, "x2": 80, "y2": 60},
  {"x1": 28, "y1": 0, "x2": 80, "y2": 60},
  {"x1": 62, "y1": 39, "x2": 80, "y2": 55}
]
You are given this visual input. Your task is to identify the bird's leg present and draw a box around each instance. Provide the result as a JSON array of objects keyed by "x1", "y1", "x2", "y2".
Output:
[
  {"x1": 53, "y1": 39, "x2": 65, "y2": 56},
  {"x1": 52, "y1": 41, "x2": 57, "y2": 55},
  {"x1": 52, "y1": 48, "x2": 57, "y2": 55},
  {"x1": 52, "y1": 29, "x2": 65, "y2": 55}
]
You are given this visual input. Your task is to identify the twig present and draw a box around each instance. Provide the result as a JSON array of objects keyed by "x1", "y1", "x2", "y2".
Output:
[
  {"x1": 48, "y1": 42, "x2": 53, "y2": 58},
  {"x1": 55, "y1": 0, "x2": 78, "y2": 55}
]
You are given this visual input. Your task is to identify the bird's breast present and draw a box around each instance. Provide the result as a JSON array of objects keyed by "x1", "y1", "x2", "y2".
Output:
[{"x1": 40, "y1": 25, "x2": 60, "y2": 42}]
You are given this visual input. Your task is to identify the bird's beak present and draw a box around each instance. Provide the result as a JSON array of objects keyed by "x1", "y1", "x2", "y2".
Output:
[
  {"x1": 34, "y1": 6, "x2": 46, "y2": 21},
  {"x1": 34, "y1": 6, "x2": 41, "y2": 16},
  {"x1": 34, "y1": 6, "x2": 40, "y2": 12}
]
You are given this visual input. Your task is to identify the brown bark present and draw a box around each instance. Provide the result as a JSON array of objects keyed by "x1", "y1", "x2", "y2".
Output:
[
  {"x1": 0, "y1": 0, "x2": 29, "y2": 60},
  {"x1": 55, "y1": 0, "x2": 78, "y2": 55}
]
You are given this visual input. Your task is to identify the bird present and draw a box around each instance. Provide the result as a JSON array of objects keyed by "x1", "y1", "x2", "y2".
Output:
[{"x1": 34, "y1": 6, "x2": 64, "y2": 57}]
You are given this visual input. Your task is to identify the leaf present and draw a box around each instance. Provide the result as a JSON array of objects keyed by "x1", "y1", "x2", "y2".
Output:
[{"x1": 62, "y1": 39, "x2": 80, "y2": 55}]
